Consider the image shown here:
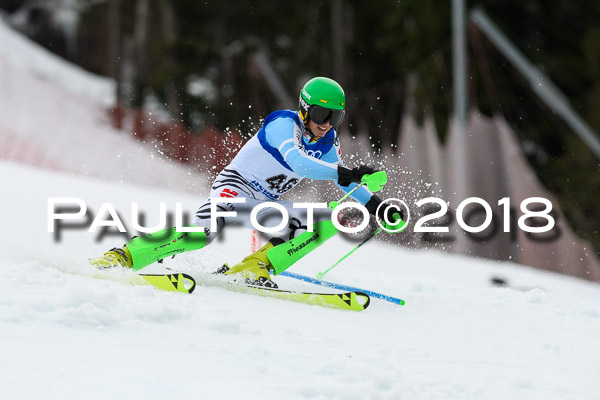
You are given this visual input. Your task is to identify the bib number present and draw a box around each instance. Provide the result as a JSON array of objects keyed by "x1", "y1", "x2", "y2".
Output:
[{"x1": 266, "y1": 174, "x2": 299, "y2": 194}]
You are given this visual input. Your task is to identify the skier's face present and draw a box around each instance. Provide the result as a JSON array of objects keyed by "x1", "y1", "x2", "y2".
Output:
[{"x1": 307, "y1": 119, "x2": 332, "y2": 138}]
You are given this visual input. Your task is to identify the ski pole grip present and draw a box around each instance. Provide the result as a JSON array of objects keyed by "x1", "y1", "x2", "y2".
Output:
[{"x1": 361, "y1": 171, "x2": 387, "y2": 192}]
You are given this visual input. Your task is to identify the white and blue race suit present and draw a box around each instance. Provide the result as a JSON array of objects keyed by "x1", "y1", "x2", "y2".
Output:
[{"x1": 193, "y1": 110, "x2": 374, "y2": 241}]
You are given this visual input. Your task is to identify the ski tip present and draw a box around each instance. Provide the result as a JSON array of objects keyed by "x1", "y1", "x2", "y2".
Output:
[
  {"x1": 181, "y1": 273, "x2": 196, "y2": 294},
  {"x1": 355, "y1": 291, "x2": 371, "y2": 310}
]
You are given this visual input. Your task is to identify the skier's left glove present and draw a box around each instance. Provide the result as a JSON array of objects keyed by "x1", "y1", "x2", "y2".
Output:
[{"x1": 365, "y1": 195, "x2": 405, "y2": 226}]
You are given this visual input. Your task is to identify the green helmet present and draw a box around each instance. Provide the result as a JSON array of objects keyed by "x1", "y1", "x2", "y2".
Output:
[{"x1": 298, "y1": 77, "x2": 345, "y2": 127}]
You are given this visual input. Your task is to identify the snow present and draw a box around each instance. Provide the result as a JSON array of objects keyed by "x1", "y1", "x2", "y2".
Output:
[
  {"x1": 1, "y1": 15, "x2": 599, "y2": 400},
  {"x1": 0, "y1": 12, "x2": 113, "y2": 106},
  {"x1": 2, "y1": 160, "x2": 600, "y2": 400}
]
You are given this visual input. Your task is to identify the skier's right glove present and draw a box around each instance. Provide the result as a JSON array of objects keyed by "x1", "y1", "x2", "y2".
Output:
[
  {"x1": 365, "y1": 194, "x2": 405, "y2": 227},
  {"x1": 337, "y1": 164, "x2": 376, "y2": 187}
]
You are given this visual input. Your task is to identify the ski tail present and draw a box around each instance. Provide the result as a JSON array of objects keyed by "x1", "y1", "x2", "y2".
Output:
[{"x1": 139, "y1": 273, "x2": 196, "y2": 294}]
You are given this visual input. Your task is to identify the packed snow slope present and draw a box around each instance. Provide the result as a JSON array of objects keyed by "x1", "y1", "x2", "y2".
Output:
[
  {"x1": 0, "y1": 17, "x2": 206, "y2": 193},
  {"x1": 1, "y1": 159, "x2": 599, "y2": 400}
]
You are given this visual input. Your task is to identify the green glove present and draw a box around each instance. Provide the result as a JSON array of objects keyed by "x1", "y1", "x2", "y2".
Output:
[{"x1": 361, "y1": 171, "x2": 387, "y2": 192}]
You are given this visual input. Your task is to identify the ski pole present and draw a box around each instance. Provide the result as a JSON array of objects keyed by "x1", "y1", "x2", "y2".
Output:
[
  {"x1": 318, "y1": 170, "x2": 391, "y2": 279},
  {"x1": 280, "y1": 270, "x2": 405, "y2": 305},
  {"x1": 328, "y1": 182, "x2": 365, "y2": 210},
  {"x1": 316, "y1": 211, "x2": 404, "y2": 280},
  {"x1": 316, "y1": 226, "x2": 383, "y2": 280}
]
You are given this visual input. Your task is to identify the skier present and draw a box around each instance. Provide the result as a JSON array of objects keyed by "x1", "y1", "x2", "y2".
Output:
[{"x1": 90, "y1": 77, "x2": 400, "y2": 287}]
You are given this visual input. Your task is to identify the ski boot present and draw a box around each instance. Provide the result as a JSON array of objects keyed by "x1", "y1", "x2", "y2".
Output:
[
  {"x1": 215, "y1": 238, "x2": 284, "y2": 288},
  {"x1": 89, "y1": 246, "x2": 133, "y2": 269}
]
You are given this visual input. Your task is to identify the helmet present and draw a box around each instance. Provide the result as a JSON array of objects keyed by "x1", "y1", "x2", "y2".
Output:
[{"x1": 298, "y1": 77, "x2": 345, "y2": 127}]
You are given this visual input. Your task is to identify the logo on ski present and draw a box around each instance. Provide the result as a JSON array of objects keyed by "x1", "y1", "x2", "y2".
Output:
[
  {"x1": 287, "y1": 233, "x2": 319, "y2": 256},
  {"x1": 337, "y1": 293, "x2": 353, "y2": 306}
]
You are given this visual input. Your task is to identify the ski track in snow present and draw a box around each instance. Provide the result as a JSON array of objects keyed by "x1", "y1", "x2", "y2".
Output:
[{"x1": 1, "y1": 160, "x2": 600, "y2": 400}]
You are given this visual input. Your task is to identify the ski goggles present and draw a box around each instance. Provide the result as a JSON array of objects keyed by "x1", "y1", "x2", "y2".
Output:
[{"x1": 308, "y1": 105, "x2": 345, "y2": 127}]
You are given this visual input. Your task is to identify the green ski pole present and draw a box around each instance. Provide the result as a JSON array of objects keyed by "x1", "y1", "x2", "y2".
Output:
[
  {"x1": 314, "y1": 170, "x2": 390, "y2": 280},
  {"x1": 316, "y1": 226, "x2": 384, "y2": 280},
  {"x1": 316, "y1": 212, "x2": 404, "y2": 280},
  {"x1": 328, "y1": 182, "x2": 364, "y2": 210},
  {"x1": 269, "y1": 172, "x2": 385, "y2": 274}
]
